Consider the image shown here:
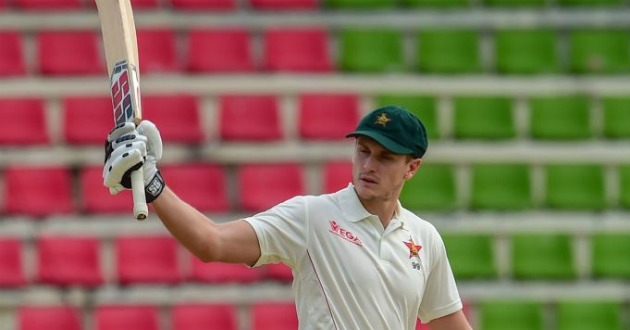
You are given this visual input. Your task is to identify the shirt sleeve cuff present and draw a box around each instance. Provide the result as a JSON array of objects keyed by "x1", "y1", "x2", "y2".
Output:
[{"x1": 419, "y1": 299, "x2": 463, "y2": 324}]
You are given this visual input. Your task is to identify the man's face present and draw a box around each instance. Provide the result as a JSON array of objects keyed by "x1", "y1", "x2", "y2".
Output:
[{"x1": 352, "y1": 136, "x2": 421, "y2": 202}]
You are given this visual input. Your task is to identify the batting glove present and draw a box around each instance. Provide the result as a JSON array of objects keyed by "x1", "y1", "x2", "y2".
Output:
[{"x1": 103, "y1": 120, "x2": 165, "y2": 203}]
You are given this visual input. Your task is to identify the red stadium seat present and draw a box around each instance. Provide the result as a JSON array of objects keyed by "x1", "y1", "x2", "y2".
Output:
[
  {"x1": 115, "y1": 235, "x2": 181, "y2": 284},
  {"x1": 15, "y1": 0, "x2": 81, "y2": 10},
  {"x1": 323, "y1": 161, "x2": 353, "y2": 193},
  {"x1": 4, "y1": 166, "x2": 73, "y2": 217},
  {"x1": 249, "y1": 0, "x2": 318, "y2": 10},
  {"x1": 0, "y1": 0, "x2": 6, "y2": 9},
  {"x1": 238, "y1": 163, "x2": 304, "y2": 212},
  {"x1": 0, "y1": 98, "x2": 48, "y2": 145},
  {"x1": 190, "y1": 257, "x2": 262, "y2": 283},
  {"x1": 298, "y1": 94, "x2": 359, "y2": 140},
  {"x1": 18, "y1": 306, "x2": 82, "y2": 330},
  {"x1": 263, "y1": 28, "x2": 332, "y2": 72},
  {"x1": 80, "y1": 165, "x2": 134, "y2": 214},
  {"x1": 0, "y1": 31, "x2": 26, "y2": 76},
  {"x1": 172, "y1": 303, "x2": 238, "y2": 330},
  {"x1": 264, "y1": 263, "x2": 293, "y2": 282},
  {"x1": 132, "y1": 0, "x2": 159, "y2": 8},
  {"x1": 171, "y1": 0, "x2": 235, "y2": 10},
  {"x1": 142, "y1": 94, "x2": 204, "y2": 143},
  {"x1": 186, "y1": 29, "x2": 254, "y2": 72},
  {"x1": 251, "y1": 302, "x2": 298, "y2": 330},
  {"x1": 161, "y1": 163, "x2": 229, "y2": 212},
  {"x1": 0, "y1": 238, "x2": 26, "y2": 287},
  {"x1": 137, "y1": 29, "x2": 179, "y2": 73},
  {"x1": 219, "y1": 95, "x2": 282, "y2": 141},
  {"x1": 95, "y1": 305, "x2": 159, "y2": 330},
  {"x1": 37, "y1": 31, "x2": 103, "y2": 75},
  {"x1": 62, "y1": 96, "x2": 113, "y2": 145},
  {"x1": 37, "y1": 235, "x2": 102, "y2": 287}
]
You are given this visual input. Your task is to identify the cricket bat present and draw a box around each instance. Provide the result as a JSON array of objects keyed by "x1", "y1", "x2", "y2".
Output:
[{"x1": 95, "y1": 0, "x2": 148, "y2": 220}]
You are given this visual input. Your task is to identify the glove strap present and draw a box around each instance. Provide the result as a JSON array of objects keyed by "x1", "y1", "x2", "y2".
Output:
[{"x1": 145, "y1": 171, "x2": 165, "y2": 203}]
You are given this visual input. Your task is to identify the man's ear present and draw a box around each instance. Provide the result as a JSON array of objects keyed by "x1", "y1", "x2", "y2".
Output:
[{"x1": 404, "y1": 158, "x2": 422, "y2": 180}]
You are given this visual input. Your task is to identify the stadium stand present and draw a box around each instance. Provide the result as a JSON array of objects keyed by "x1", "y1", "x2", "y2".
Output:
[
  {"x1": 18, "y1": 306, "x2": 82, "y2": 330},
  {"x1": 186, "y1": 29, "x2": 253, "y2": 72},
  {"x1": 249, "y1": 0, "x2": 318, "y2": 10},
  {"x1": 0, "y1": 237, "x2": 25, "y2": 287},
  {"x1": 0, "y1": 31, "x2": 25, "y2": 76},
  {"x1": 441, "y1": 234, "x2": 496, "y2": 279},
  {"x1": 339, "y1": 28, "x2": 404, "y2": 72},
  {"x1": 0, "y1": 98, "x2": 48, "y2": 145},
  {"x1": 15, "y1": 0, "x2": 81, "y2": 10},
  {"x1": 251, "y1": 302, "x2": 299, "y2": 330},
  {"x1": 399, "y1": 164, "x2": 457, "y2": 211},
  {"x1": 417, "y1": 30, "x2": 481, "y2": 73},
  {"x1": 323, "y1": 160, "x2": 353, "y2": 194},
  {"x1": 545, "y1": 164, "x2": 605, "y2": 210},
  {"x1": 529, "y1": 95, "x2": 591, "y2": 140},
  {"x1": 36, "y1": 235, "x2": 102, "y2": 287},
  {"x1": 511, "y1": 234, "x2": 576, "y2": 279},
  {"x1": 556, "y1": 301, "x2": 623, "y2": 330},
  {"x1": 569, "y1": 29, "x2": 630, "y2": 74},
  {"x1": 115, "y1": 235, "x2": 182, "y2": 284},
  {"x1": 298, "y1": 93, "x2": 360, "y2": 140},
  {"x1": 470, "y1": 164, "x2": 532, "y2": 210},
  {"x1": 62, "y1": 96, "x2": 113, "y2": 145},
  {"x1": 479, "y1": 301, "x2": 544, "y2": 330},
  {"x1": 602, "y1": 96, "x2": 630, "y2": 138},
  {"x1": 137, "y1": 29, "x2": 179, "y2": 74},
  {"x1": 264, "y1": 263, "x2": 293, "y2": 282},
  {"x1": 219, "y1": 94, "x2": 282, "y2": 141},
  {"x1": 263, "y1": 28, "x2": 333, "y2": 72},
  {"x1": 495, "y1": 29, "x2": 558, "y2": 74},
  {"x1": 238, "y1": 163, "x2": 304, "y2": 211},
  {"x1": 80, "y1": 165, "x2": 135, "y2": 214},
  {"x1": 37, "y1": 31, "x2": 103, "y2": 76},
  {"x1": 591, "y1": 233, "x2": 630, "y2": 278},
  {"x1": 160, "y1": 163, "x2": 230, "y2": 212},
  {"x1": 142, "y1": 94, "x2": 204, "y2": 143},
  {"x1": 171, "y1": 0, "x2": 236, "y2": 10},
  {"x1": 172, "y1": 303, "x2": 238, "y2": 330},
  {"x1": 4, "y1": 166, "x2": 73, "y2": 217},
  {"x1": 94, "y1": 305, "x2": 159, "y2": 330},
  {"x1": 453, "y1": 96, "x2": 515, "y2": 140},
  {"x1": 190, "y1": 257, "x2": 262, "y2": 283}
]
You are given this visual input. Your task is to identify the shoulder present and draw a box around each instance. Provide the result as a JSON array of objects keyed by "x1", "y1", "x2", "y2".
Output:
[{"x1": 401, "y1": 208, "x2": 441, "y2": 238}]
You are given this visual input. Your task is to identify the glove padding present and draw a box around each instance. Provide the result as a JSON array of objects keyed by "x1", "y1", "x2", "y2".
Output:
[{"x1": 103, "y1": 120, "x2": 165, "y2": 203}]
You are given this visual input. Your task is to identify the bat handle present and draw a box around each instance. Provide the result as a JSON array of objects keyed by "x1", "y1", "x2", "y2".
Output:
[{"x1": 131, "y1": 168, "x2": 148, "y2": 220}]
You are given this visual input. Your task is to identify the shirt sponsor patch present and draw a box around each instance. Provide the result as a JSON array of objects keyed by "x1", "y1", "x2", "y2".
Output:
[{"x1": 329, "y1": 221, "x2": 362, "y2": 246}]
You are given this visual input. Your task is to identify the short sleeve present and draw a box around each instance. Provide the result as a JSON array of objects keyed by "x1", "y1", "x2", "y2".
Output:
[
  {"x1": 417, "y1": 231, "x2": 463, "y2": 323},
  {"x1": 244, "y1": 196, "x2": 308, "y2": 268}
]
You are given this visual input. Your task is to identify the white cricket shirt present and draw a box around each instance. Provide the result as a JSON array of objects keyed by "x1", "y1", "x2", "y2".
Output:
[{"x1": 244, "y1": 184, "x2": 462, "y2": 330}]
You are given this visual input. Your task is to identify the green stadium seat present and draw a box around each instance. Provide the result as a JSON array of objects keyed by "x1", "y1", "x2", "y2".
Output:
[
  {"x1": 417, "y1": 30, "x2": 481, "y2": 73},
  {"x1": 592, "y1": 233, "x2": 630, "y2": 278},
  {"x1": 621, "y1": 166, "x2": 630, "y2": 208},
  {"x1": 402, "y1": 0, "x2": 469, "y2": 7},
  {"x1": 442, "y1": 234, "x2": 496, "y2": 278},
  {"x1": 339, "y1": 29, "x2": 404, "y2": 73},
  {"x1": 325, "y1": 0, "x2": 394, "y2": 8},
  {"x1": 569, "y1": 30, "x2": 630, "y2": 74},
  {"x1": 529, "y1": 95, "x2": 591, "y2": 140},
  {"x1": 375, "y1": 95, "x2": 439, "y2": 138},
  {"x1": 471, "y1": 164, "x2": 532, "y2": 210},
  {"x1": 602, "y1": 96, "x2": 630, "y2": 138},
  {"x1": 400, "y1": 164, "x2": 456, "y2": 211},
  {"x1": 453, "y1": 96, "x2": 515, "y2": 139},
  {"x1": 480, "y1": 301, "x2": 544, "y2": 330},
  {"x1": 557, "y1": 301, "x2": 623, "y2": 330},
  {"x1": 512, "y1": 234, "x2": 576, "y2": 279},
  {"x1": 495, "y1": 30, "x2": 558, "y2": 74},
  {"x1": 558, "y1": 0, "x2": 625, "y2": 5},
  {"x1": 545, "y1": 164, "x2": 605, "y2": 210},
  {"x1": 484, "y1": 0, "x2": 545, "y2": 6}
]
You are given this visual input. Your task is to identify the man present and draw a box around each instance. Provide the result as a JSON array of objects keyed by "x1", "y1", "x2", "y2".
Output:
[{"x1": 103, "y1": 105, "x2": 473, "y2": 330}]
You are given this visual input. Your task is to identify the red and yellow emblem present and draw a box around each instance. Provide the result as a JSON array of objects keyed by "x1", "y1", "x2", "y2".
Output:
[{"x1": 403, "y1": 240, "x2": 422, "y2": 258}]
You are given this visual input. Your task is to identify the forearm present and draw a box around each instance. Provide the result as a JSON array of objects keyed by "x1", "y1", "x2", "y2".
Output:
[{"x1": 427, "y1": 310, "x2": 473, "y2": 330}]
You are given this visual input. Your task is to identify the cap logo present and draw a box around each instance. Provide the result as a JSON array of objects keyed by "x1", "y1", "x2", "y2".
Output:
[{"x1": 375, "y1": 113, "x2": 391, "y2": 127}]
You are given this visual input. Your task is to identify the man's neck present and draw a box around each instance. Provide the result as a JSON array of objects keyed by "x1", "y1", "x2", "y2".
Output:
[{"x1": 360, "y1": 197, "x2": 399, "y2": 229}]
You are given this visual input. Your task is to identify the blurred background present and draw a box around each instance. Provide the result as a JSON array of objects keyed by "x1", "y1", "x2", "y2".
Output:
[{"x1": 0, "y1": 0, "x2": 629, "y2": 329}]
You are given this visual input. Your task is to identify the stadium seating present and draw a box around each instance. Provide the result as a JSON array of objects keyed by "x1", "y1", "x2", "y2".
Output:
[
  {"x1": 621, "y1": 166, "x2": 630, "y2": 208},
  {"x1": 62, "y1": 96, "x2": 113, "y2": 145},
  {"x1": 323, "y1": 161, "x2": 353, "y2": 194},
  {"x1": 36, "y1": 235, "x2": 102, "y2": 286},
  {"x1": 190, "y1": 257, "x2": 262, "y2": 283},
  {"x1": 0, "y1": 98, "x2": 48, "y2": 145},
  {"x1": 249, "y1": 0, "x2": 318, "y2": 10},
  {"x1": 339, "y1": 29, "x2": 404, "y2": 72},
  {"x1": 80, "y1": 165, "x2": 134, "y2": 214},
  {"x1": 556, "y1": 300, "x2": 623, "y2": 330},
  {"x1": 545, "y1": 164, "x2": 605, "y2": 210},
  {"x1": 484, "y1": 0, "x2": 544, "y2": 6},
  {"x1": 0, "y1": 31, "x2": 25, "y2": 76},
  {"x1": 559, "y1": 0, "x2": 624, "y2": 5},
  {"x1": 417, "y1": 30, "x2": 481, "y2": 73},
  {"x1": 160, "y1": 163, "x2": 230, "y2": 212},
  {"x1": 325, "y1": 0, "x2": 394, "y2": 9},
  {"x1": 94, "y1": 305, "x2": 159, "y2": 330},
  {"x1": 263, "y1": 28, "x2": 333, "y2": 72},
  {"x1": 219, "y1": 95, "x2": 282, "y2": 141},
  {"x1": 130, "y1": 0, "x2": 159, "y2": 8},
  {"x1": 298, "y1": 93, "x2": 360, "y2": 140},
  {"x1": 442, "y1": 234, "x2": 496, "y2": 279},
  {"x1": 137, "y1": 29, "x2": 179, "y2": 74},
  {"x1": 4, "y1": 166, "x2": 73, "y2": 217},
  {"x1": 37, "y1": 31, "x2": 103, "y2": 75},
  {"x1": 591, "y1": 233, "x2": 630, "y2": 278},
  {"x1": 569, "y1": 29, "x2": 630, "y2": 74},
  {"x1": 399, "y1": 164, "x2": 457, "y2": 211},
  {"x1": 402, "y1": 0, "x2": 468, "y2": 7},
  {"x1": 529, "y1": 95, "x2": 591, "y2": 140},
  {"x1": 512, "y1": 234, "x2": 576, "y2": 279},
  {"x1": 495, "y1": 29, "x2": 558, "y2": 74},
  {"x1": 453, "y1": 96, "x2": 515, "y2": 139},
  {"x1": 186, "y1": 29, "x2": 253, "y2": 72},
  {"x1": 15, "y1": 0, "x2": 81, "y2": 10},
  {"x1": 251, "y1": 302, "x2": 299, "y2": 330},
  {"x1": 142, "y1": 94, "x2": 204, "y2": 143},
  {"x1": 115, "y1": 235, "x2": 182, "y2": 284},
  {"x1": 18, "y1": 306, "x2": 82, "y2": 330},
  {"x1": 0, "y1": 237, "x2": 26, "y2": 287},
  {"x1": 171, "y1": 0, "x2": 236, "y2": 10},
  {"x1": 375, "y1": 95, "x2": 439, "y2": 139},
  {"x1": 479, "y1": 301, "x2": 544, "y2": 330},
  {"x1": 264, "y1": 263, "x2": 293, "y2": 282},
  {"x1": 238, "y1": 163, "x2": 305, "y2": 211},
  {"x1": 172, "y1": 303, "x2": 238, "y2": 330},
  {"x1": 602, "y1": 96, "x2": 630, "y2": 138},
  {"x1": 470, "y1": 164, "x2": 532, "y2": 210}
]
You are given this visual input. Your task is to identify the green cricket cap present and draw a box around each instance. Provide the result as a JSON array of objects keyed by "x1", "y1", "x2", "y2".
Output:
[{"x1": 346, "y1": 105, "x2": 428, "y2": 158}]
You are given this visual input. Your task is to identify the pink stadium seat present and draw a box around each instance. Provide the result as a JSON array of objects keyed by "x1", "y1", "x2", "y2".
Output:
[
  {"x1": 298, "y1": 94, "x2": 359, "y2": 140},
  {"x1": 186, "y1": 29, "x2": 254, "y2": 72},
  {"x1": 62, "y1": 96, "x2": 113, "y2": 145},
  {"x1": 249, "y1": 0, "x2": 318, "y2": 10},
  {"x1": 219, "y1": 95, "x2": 282, "y2": 141},
  {"x1": 0, "y1": 31, "x2": 26, "y2": 76},
  {"x1": 19, "y1": 306, "x2": 82, "y2": 330},
  {"x1": 171, "y1": 0, "x2": 235, "y2": 10},
  {"x1": 251, "y1": 302, "x2": 298, "y2": 330},
  {"x1": 161, "y1": 163, "x2": 229, "y2": 212},
  {"x1": 137, "y1": 29, "x2": 179, "y2": 73},
  {"x1": 238, "y1": 163, "x2": 304, "y2": 212},
  {"x1": 0, "y1": 98, "x2": 48, "y2": 145},
  {"x1": 80, "y1": 165, "x2": 134, "y2": 214},
  {"x1": 37, "y1": 235, "x2": 102, "y2": 287},
  {"x1": 263, "y1": 28, "x2": 332, "y2": 72},
  {"x1": 172, "y1": 303, "x2": 238, "y2": 330},
  {"x1": 4, "y1": 166, "x2": 73, "y2": 217},
  {"x1": 0, "y1": 238, "x2": 26, "y2": 287},
  {"x1": 15, "y1": 0, "x2": 81, "y2": 10},
  {"x1": 190, "y1": 257, "x2": 262, "y2": 283},
  {"x1": 0, "y1": 0, "x2": 5, "y2": 9},
  {"x1": 37, "y1": 31, "x2": 103, "y2": 75},
  {"x1": 323, "y1": 161, "x2": 353, "y2": 193},
  {"x1": 142, "y1": 94, "x2": 204, "y2": 143},
  {"x1": 115, "y1": 235, "x2": 181, "y2": 284},
  {"x1": 95, "y1": 305, "x2": 159, "y2": 330},
  {"x1": 132, "y1": 0, "x2": 159, "y2": 8},
  {"x1": 264, "y1": 263, "x2": 293, "y2": 282}
]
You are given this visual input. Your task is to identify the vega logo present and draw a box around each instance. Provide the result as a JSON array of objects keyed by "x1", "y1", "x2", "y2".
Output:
[{"x1": 329, "y1": 221, "x2": 362, "y2": 246}]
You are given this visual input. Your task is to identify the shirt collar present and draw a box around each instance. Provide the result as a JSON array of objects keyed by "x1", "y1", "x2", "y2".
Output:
[{"x1": 337, "y1": 184, "x2": 406, "y2": 226}]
